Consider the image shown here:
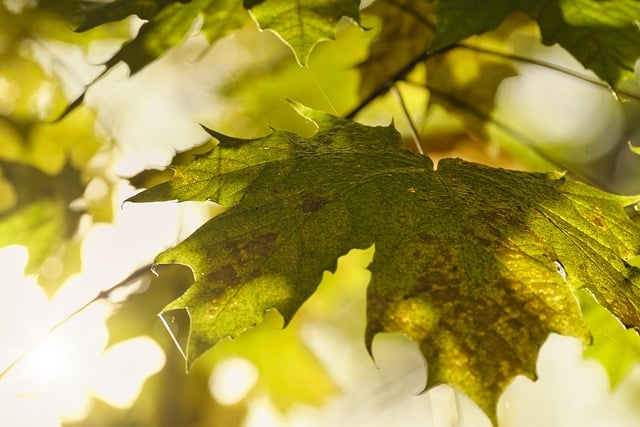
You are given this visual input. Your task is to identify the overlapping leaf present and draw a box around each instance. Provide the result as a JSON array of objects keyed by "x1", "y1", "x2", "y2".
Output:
[
  {"x1": 358, "y1": 0, "x2": 436, "y2": 100},
  {"x1": 75, "y1": 0, "x2": 359, "y2": 78},
  {"x1": 77, "y1": 0, "x2": 248, "y2": 75},
  {"x1": 431, "y1": 0, "x2": 640, "y2": 87},
  {"x1": 424, "y1": 41, "x2": 517, "y2": 138},
  {"x1": 130, "y1": 105, "x2": 640, "y2": 421}
]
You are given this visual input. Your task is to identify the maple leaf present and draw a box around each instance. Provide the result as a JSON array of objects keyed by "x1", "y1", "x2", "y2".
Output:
[
  {"x1": 246, "y1": 0, "x2": 360, "y2": 65},
  {"x1": 129, "y1": 105, "x2": 640, "y2": 422},
  {"x1": 430, "y1": 0, "x2": 640, "y2": 87}
]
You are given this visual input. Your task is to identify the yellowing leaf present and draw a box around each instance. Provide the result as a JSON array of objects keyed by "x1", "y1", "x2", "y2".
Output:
[{"x1": 131, "y1": 105, "x2": 640, "y2": 421}]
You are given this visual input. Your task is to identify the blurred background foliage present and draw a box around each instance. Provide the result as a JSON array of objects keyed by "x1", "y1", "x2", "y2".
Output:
[{"x1": 3, "y1": 0, "x2": 640, "y2": 426}]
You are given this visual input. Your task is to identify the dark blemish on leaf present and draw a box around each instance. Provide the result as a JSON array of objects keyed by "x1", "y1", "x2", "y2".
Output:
[
  {"x1": 226, "y1": 232, "x2": 279, "y2": 261},
  {"x1": 248, "y1": 232, "x2": 279, "y2": 256},
  {"x1": 301, "y1": 195, "x2": 329, "y2": 213},
  {"x1": 591, "y1": 217, "x2": 605, "y2": 228},
  {"x1": 207, "y1": 265, "x2": 239, "y2": 283}
]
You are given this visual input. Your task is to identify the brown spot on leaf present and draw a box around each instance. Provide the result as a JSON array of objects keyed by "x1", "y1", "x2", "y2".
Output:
[
  {"x1": 301, "y1": 195, "x2": 329, "y2": 213},
  {"x1": 225, "y1": 232, "x2": 279, "y2": 260},
  {"x1": 247, "y1": 232, "x2": 279, "y2": 256},
  {"x1": 207, "y1": 265, "x2": 239, "y2": 283}
]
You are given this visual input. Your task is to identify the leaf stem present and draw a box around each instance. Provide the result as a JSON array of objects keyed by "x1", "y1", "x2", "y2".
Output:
[
  {"x1": 391, "y1": 85, "x2": 424, "y2": 155},
  {"x1": 0, "y1": 264, "x2": 154, "y2": 382}
]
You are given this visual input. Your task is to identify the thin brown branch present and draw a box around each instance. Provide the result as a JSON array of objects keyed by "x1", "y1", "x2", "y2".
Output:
[{"x1": 391, "y1": 85, "x2": 424, "y2": 155}]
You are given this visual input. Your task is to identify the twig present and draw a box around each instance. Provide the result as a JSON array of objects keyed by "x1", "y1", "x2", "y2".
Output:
[
  {"x1": 391, "y1": 85, "x2": 424, "y2": 155},
  {"x1": 454, "y1": 43, "x2": 640, "y2": 103}
]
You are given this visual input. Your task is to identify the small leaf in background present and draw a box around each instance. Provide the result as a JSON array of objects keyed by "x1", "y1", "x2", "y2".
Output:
[
  {"x1": 0, "y1": 162, "x2": 84, "y2": 276},
  {"x1": 246, "y1": 0, "x2": 360, "y2": 65},
  {"x1": 430, "y1": 0, "x2": 640, "y2": 88},
  {"x1": 77, "y1": 0, "x2": 248, "y2": 75},
  {"x1": 130, "y1": 105, "x2": 640, "y2": 421},
  {"x1": 206, "y1": 310, "x2": 337, "y2": 409}
]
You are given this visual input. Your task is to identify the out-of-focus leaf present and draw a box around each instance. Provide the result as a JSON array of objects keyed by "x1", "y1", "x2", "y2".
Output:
[
  {"x1": 75, "y1": 0, "x2": 248, "y2": 76},
  {"x1": 358, "y1": 0, "x2": 435, "y2": 100},
  {"x1": 207, "y1": 310, "x2": 337, "y2": 409},
  {"x1": 130, "y1": 105, "x2": 640, "y2": 421},
  {"x1": 0, "y1": 1, "x2": 127, "y2": 48},
  {"x1": 0, "y1": 4, "x2": 111, "y2": 173},
  {"x1": 211, "y1": 20, "x2": 369, "y2": 135},
  {"x1": 75, "y1": 0, "x2": 186, "y2": 32},
  {"x1": 246, "y1": 0, "x2": 360, "y2": 65},
  {"x1": 0, "y1": 2, "x2": 117, "y2": 285},
  {"x1": 580, "y1": 290, "x2": 640, "y2": 385},
  {"x1": 425, "y1": 39, "x2": 518, "y2": 138},
  {"x1": 0, "y1": 162, "x2": 84, "y2": 274},
  {"x1": 430, "y1": 0, "x2": 640, "y2": 87}
]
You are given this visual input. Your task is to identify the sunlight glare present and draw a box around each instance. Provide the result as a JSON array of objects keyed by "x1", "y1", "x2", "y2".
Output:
[
  {"x1": 87, "y1": 336, "x2": 165, "y2": 408},
  {"x1": 209, "y1": 357, "x2": 259, "y2": 405}
]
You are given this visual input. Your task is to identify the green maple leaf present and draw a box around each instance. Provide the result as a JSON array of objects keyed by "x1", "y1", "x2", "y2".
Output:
[
  {"x1": 431, "y1": 0, "x2": 640, "y2": 87},
  {"x1": 246, "y1": 0, "x2": 360, "y2": 65},
  {"x1": 130, "y1": 105, "x2": 640, "y2": 422}
]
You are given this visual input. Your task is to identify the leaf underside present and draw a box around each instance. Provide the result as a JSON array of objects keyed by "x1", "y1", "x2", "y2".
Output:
[{"x1": 130, "y1": 105, "x2": 640, "y2": 422}]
